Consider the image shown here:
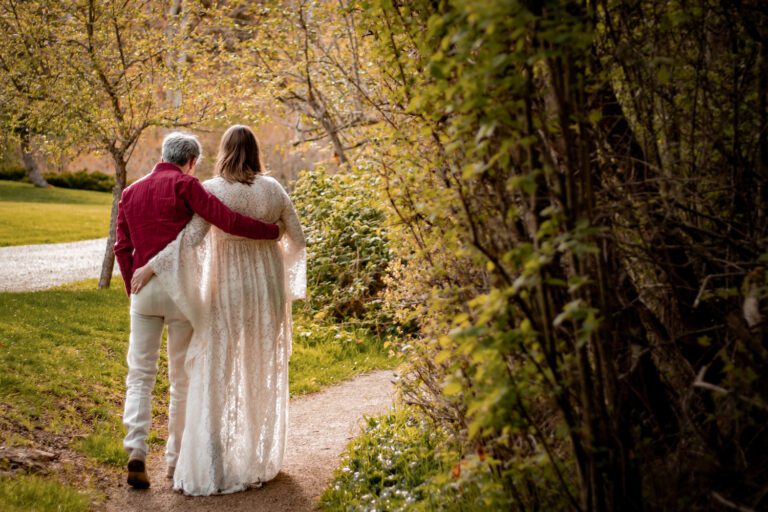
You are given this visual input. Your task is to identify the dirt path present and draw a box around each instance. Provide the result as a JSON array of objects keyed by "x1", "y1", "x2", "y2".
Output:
[
  {"x1": 103, "y1": 370, "x2": 397, "y2": 512},
  {"x1": 0, "y1": 238, "x2": 118, "y2": 292}
]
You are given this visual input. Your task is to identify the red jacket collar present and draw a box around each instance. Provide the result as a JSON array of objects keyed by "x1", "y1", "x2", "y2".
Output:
[{"x1": 153, "y1": 162, "x2": 183, "y2": 173}]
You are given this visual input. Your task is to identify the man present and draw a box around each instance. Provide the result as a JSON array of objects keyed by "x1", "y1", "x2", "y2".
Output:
[{"x1": 114, "y1": 132, "x2": 282, "y2": 489}]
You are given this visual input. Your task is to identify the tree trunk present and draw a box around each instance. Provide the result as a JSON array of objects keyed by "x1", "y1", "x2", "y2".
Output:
[
  {"x1": 318, "y1": 111, "x2": 349, "y2": 165},
  {"x1": 165, "y1": 0, "x2": 187, "y2": 108},
  {"x1": 98, "y1": 155, "x2": 128, "y2": 289},
  {"x1": 19, "y1": 132, "x2": 48, "y2": 188}
]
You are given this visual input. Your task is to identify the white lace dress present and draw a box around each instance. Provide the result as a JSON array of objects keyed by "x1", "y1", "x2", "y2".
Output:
[{"x1": 149, "y1": 175, "x2": 306, "y2": 496}]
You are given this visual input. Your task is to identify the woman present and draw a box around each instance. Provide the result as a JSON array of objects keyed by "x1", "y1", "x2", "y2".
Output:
[{"x1": 135, "y1": 125, "x2": 306, "y2": 495}]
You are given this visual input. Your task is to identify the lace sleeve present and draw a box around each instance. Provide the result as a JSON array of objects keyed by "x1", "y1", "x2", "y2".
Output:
[
  {"x1": 277, "y1": 183, "x2": 307, "y2": 302},
  {"x1": 149, "y1": 214, "x2": 210, "y2": 275},
  {"x1": 147, "y1": 214, "x2": 212, "y2": 329}
]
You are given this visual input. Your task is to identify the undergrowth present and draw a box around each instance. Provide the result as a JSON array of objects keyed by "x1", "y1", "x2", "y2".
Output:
[
  {"x1": 320, "y1": 407, "x2": 511, "y2": 512},
  {"x1": 0, "y1": 474, "x2": 91, "y2": 512}
]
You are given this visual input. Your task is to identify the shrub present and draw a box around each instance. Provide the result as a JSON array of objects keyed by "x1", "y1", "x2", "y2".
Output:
[
  {"x1": 43, "y1": 170, "x2": 115, "y2": 192},
  {"x1": 291, "y1": 166, "x2": 392, "y2": 328},
  {"x1": 320, "y1": 407, "x2": 518, "y2": 512},
  {"x1": 0, "y1": 165, "x2": 27, "y2": 182},
  {"x1": 0, "y1": 166, "x2": 116, "y2": 192},
  {"x1": 359, "y1": 0, "x2": 768, "y2": 509}
]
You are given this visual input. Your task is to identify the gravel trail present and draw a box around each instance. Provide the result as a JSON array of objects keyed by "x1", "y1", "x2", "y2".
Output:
[
  {"x1": 103, "y1": 370, "x2": 397, "y2": 512},
  {"x1": 0, "y1": 238, "x2": 117, "y2": 292}
]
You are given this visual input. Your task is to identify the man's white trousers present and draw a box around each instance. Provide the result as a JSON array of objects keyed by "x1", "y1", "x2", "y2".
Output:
[{"x1": 123, "y1": 277, "x2": 192, "y2": 467}]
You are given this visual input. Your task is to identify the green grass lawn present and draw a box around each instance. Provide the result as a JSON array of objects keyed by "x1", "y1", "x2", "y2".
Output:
[
  {"x1": 0, "y1": 180, "x2": 112, "y2": 246},
  {"x1": 0, "y1": 278, "x2": 397, "y2": 510}
]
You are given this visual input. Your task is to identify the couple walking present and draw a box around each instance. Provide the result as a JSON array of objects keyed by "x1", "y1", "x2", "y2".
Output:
[{"x1": 114, "y1": 126, "x2": 306, "y2": 496}]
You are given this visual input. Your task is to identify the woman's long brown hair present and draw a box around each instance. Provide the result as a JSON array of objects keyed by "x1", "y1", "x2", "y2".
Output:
[{"x1": 214, "y1": 125, "x2": 263, "y2": 185}]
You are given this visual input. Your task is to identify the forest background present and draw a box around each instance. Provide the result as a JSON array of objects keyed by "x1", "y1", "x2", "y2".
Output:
[{"x1": 1, "y1": 0, "x2": 768, "y2": 511}]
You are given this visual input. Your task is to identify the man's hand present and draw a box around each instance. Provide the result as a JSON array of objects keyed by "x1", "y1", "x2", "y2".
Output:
[{"x1": 131, "y1": 264, "x2": 155, "y2": 294}]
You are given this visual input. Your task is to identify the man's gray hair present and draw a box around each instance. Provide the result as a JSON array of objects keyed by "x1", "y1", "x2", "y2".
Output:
[{"x1": 161, "y1": 132, "x2": 202, "y2": 166}]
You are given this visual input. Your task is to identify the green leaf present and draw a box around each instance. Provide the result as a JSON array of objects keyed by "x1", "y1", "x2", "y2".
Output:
[
  {"x1": 444, "y1": 381, "x2": 463, "y2": 396},
  {"x1": 434, "y1": 350, "x2": 452, "y2": 364}
]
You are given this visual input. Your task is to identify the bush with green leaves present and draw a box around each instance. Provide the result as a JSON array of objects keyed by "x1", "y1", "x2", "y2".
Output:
[
  {"x1": 291, "y1": 166, "x2": 391, "y2": 328},
  {"x1": 43, "y1": 170, "x2": 115, "y2": 192},
  {"x1": 350, "y1": 0, "x2": 768, "y2": 509},
  {"x1": 0, "y1": 167, "x2": 116, "y2": 192},
  {"x1": 0, "y1": 165, "x2": 26, "y2": 182},
  {"x1": 320, "y1": 407, "x2": 525, "y2": 512}
]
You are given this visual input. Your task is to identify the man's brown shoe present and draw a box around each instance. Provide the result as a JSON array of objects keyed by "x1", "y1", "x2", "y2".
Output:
[{"x1": 127, "y1": 459, "x2": 150, "y2": 489}]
